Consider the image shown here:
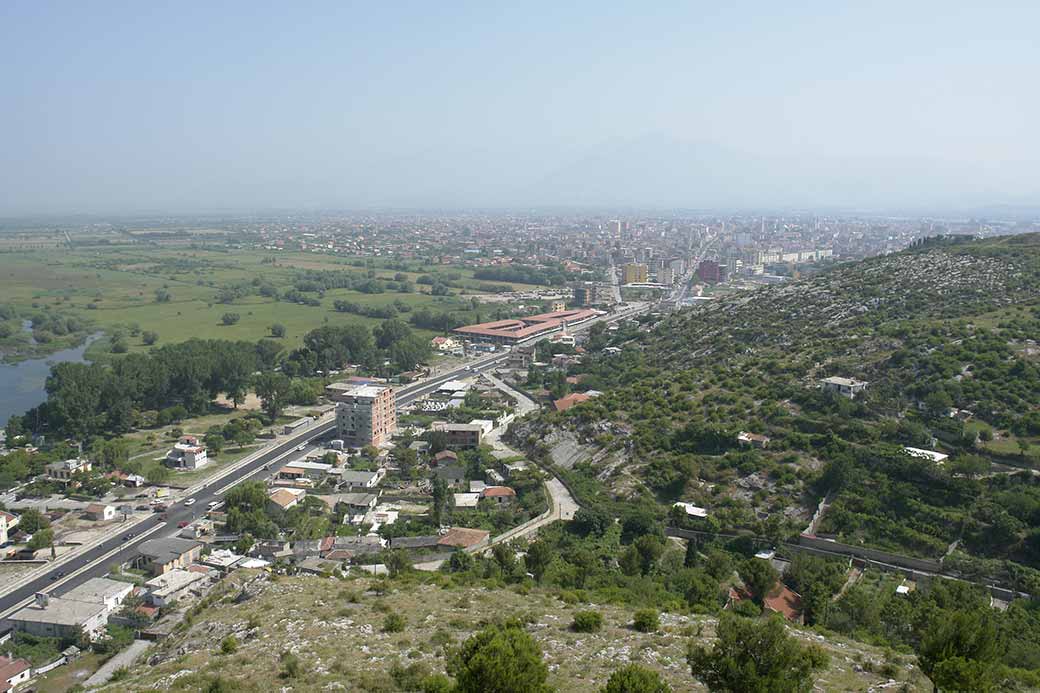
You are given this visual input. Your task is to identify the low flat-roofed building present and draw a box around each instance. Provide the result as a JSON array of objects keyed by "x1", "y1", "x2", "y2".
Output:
[
  {"x1": 903, "y1": 447, "x2": 949, "y2": 464},
  {"x1": 820, "y1": 376, "x2": 868, "y2": 399},
  {"x1": 201, "y1": 549, "x2": 245, "y2": 573},
  {"x1": 453, "y1": 492, "x2": 481, "y2": 509},
  {"x1": 330, "y1": 468, "x2": 385, "y2": 490},
  {"x1": 46, "y1": 458, "x2": 92, "y2": 483},
  {"x1": 431, "y1": 422, "x2": 483, "y2": 450},
  {"x1": 737, "y1": 431, "x2": 771, "y2": 449},
  {"x1": 61, "y1": 577, "x2": 134, "y2": 614},
  {"x1": 8, "y1": 594, "x2": 107, "y2": 640},
  {"x1": 144, "y1": 568, "x2": 208, "y2": 607},
  {"x1": 136, "y1": 537, "x2": 203, "y2": 576},
  {"x1": 673, "y1": 502, "x2": 709, "y2": 518}
]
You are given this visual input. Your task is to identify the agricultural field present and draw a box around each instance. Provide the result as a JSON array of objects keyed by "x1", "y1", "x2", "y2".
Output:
[{"x1": 0, "y1": 243, "x2": 539, "y2": 361}]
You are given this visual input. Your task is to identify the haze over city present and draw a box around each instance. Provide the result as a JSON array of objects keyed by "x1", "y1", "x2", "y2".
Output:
[{"x1": 2, "y1": 1, "x2": 1039, "y2": 215}]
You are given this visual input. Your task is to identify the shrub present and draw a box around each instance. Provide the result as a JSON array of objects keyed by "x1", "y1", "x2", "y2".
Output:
[
  {"x1": 633, "y1": 609, "x2": 660, "y2": 633},
  {"x1": 383, "y1": 612, "x2": 406, "y2": 633},
  {"x1": 601, "y1": 663, "x2": 672, "y2": 693},
  {"x1": 220, "y1": 635, "x2": 238, "y2": 654},
  {"x1": 571, "y1": 610, "x2": 604, "y2": 633},
  {"x1": 280, "y1": 651, "x2": 302, "y2": 679}
]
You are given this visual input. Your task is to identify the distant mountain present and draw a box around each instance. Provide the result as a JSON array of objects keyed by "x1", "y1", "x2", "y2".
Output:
[{"x1": 509, "y1": 133, "x2": 1037, "y2": 211}]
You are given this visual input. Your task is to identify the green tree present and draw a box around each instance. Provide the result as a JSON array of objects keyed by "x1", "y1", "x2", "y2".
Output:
[
  {"x1": 524, "y1": 540, "x2": 554, "y2": 583},
  {"x1": 253, "y1": 372, "x2": 290, "y2": 420},
  {"x1": 431, "y1": 476, "x2": 448, "y2": 527},
  {"x1": 382, "y1": 549, "x2": 411, "y2": 578},
  {"x1": 688, "y1": 614, "x2": 829, "y2": 693},
  {"x1": 918, "y1": 610, "x2": 1005, "y2": 692},
  {"x1": 221, "y1": 312, "x2": 241, "y2": 326},
  {"x1": 269, "y1": 323, "x2": 286, "y2": 338},
  {"x1": 449, "y1": 620, "x2": 553, "y2": 693},
  {"x1": 19, "y1": 507, "x2": 50, "y2": 534},
  {"x1": 142, "y1": 330, "x2": 159, "y2": 345},
  {"x1": 633, "y1": 534, "x2": 665, "y2": 575},
  {"x1": 601, "y1": 664, "x2": 672, "y2": 693},
  {"x1": 740, "y1": 558, "x2": 779, "y2": 605}
]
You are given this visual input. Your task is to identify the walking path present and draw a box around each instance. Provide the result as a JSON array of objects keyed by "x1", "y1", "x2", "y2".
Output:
[{"x1": 85, "y1": 639, "x2": 150, "y2": 688}]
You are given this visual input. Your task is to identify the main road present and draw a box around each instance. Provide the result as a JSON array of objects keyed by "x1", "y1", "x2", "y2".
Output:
[{"x1": 0, "y1": 301, "x2": 649, "y2": 621}]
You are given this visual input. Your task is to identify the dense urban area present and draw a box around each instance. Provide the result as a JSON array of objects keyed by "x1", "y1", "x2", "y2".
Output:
[{"x1": 0, "y1": 213, "x2": 1038, "y2": 693}]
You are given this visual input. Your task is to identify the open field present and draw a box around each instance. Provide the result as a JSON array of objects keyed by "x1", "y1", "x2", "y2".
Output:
[{"x1": 0, "y1": 244, "x2": 542, "y2": 359}]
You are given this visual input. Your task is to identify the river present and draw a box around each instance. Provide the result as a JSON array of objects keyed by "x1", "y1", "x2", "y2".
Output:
[{"x1": 0, "y1": 333, "x2": 101, "y2": 425}]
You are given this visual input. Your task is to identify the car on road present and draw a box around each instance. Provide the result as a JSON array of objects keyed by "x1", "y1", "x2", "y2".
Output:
[
  {"x1": 184, "y1": 498, "x2": 196, "y2": 506},
  {"x1": 297, "y1": 444, "x2": 306, "y2": 451},
  {"x1": 177, "y1": 521, "x2": 190, "y2": 528},
  {"x1": 207, "y1": 501, "x2": 220, "y2": 509}
]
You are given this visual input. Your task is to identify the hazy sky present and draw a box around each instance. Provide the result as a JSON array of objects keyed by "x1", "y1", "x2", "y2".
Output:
[{"x1": 2, "y1": 1, "x2": 1038, "y2": 214}]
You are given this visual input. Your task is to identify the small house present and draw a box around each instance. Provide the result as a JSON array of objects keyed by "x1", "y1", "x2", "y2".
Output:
[{"x1": 84, "y1": 504, "x2": 115, "y2": 522}]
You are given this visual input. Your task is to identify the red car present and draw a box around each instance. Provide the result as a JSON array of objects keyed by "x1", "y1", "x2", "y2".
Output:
[{"x1": 177, "y1": 521, "x2": 190, "y2": 528}]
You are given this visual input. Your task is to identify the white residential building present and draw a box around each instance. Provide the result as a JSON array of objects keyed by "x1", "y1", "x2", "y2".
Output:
[{"x1": 165, "y1": 436, "x2": 209, "y2": 470}]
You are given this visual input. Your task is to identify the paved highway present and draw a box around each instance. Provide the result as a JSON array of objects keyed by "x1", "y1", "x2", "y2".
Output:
[{"x1": 0, "y1": 301, "x2": 648, "y2": 621}]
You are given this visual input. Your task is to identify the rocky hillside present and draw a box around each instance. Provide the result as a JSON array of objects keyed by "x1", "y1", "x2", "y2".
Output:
[{"x1": 98, "y1": 571, "x2": 926, "y2": 692}]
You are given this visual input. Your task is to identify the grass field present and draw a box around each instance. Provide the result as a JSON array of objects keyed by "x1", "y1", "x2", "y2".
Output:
[{"x1": 0, "y1": 244, "x2": 541, "y2": 359}]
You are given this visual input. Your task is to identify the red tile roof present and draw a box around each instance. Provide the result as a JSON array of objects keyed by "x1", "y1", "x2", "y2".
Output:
[
  {"x1": 483, "y1": 486, "x2": 516, "y2": 498},
  {"x1": 553, "y1": 393, "x2": 591, "y2": 412},
  {"x1": 0, "y1": 655, "x2": 29, "y2": 689},
  {"x1": 437, "y1": 527, "x2": 490, "y2": 549}
]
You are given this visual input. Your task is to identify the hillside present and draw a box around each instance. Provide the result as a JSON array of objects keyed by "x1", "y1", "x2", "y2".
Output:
[
  {"x1": 504, "y1": 234, "x2": 1040, "y2": 687},
  {"x1": 96, "y1": 571, "x2": 925, "y2": 692}
]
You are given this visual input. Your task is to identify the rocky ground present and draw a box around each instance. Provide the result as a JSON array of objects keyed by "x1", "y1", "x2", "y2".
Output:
[{"x1": 99, "y1": 570, "x2": 930, "y2": 692}]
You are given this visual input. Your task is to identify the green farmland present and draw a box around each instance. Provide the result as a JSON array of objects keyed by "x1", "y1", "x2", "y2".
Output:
[{"x1": 0, "y1": 244, "x2": 534, "y2": 360}]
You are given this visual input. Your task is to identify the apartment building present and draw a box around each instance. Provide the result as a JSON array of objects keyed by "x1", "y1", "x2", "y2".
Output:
[{"x1": 329, "y1": 383, "x2": 397, "y2": 447}]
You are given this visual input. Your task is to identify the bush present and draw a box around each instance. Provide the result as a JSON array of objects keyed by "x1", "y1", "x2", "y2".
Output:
[
  {"x1": 632, "y1": 609, "x2": 660, "y2": 633},
  {"x1": 383, "y1": 612, "x2": 406, "y2": 633},
  {"x1": 220, "y1": 635, "x2": 238, "y2": 654},
  {"x1": 601, "y1": 663, "x2": 672, "y2": 693},
  {"x1": 571, "y1": 610, "x2": 604, "y2": 633},
  {"x1": 280, "y1": 651, "x2": 302, "y2": 679}
]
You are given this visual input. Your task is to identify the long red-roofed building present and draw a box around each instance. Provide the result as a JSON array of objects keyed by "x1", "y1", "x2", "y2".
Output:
[{"x1": 453, "y1": 309, "x2": 600, "y2": 344}]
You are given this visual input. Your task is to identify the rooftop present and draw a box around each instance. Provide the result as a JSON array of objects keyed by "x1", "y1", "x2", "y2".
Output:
[
  {"x1": 9, "y1": 597, "x2": 106, "y2": 626},
  {"x1": 438, "y1": 527, "x2": 490, "y2": 549},
  {"x1": 61, "y1": 577, "x2": 133, "y2": 604},
  {"x1": 137, "y1": 537, "x2": 202, "y2": 565}
]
